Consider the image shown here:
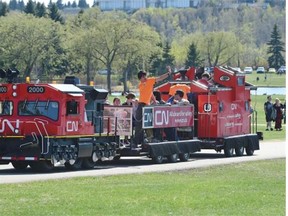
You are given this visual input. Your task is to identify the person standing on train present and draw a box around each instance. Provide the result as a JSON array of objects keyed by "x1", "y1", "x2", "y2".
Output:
[
  {"x1": 122, "y1": 93, "x2": 136, "y2": 106},
  {"x1": 133, "y1": 66, "x2": 172, "y2": 148}
]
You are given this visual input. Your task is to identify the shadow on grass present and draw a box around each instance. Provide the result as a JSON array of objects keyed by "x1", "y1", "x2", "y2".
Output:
[{"x1": 0, "y1": 151, "x2": 229, "y2": 176}]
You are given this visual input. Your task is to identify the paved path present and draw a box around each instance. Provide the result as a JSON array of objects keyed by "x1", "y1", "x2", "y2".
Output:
[{"x1": 0, "y1": 141, "x2": 285, "y2": 184}]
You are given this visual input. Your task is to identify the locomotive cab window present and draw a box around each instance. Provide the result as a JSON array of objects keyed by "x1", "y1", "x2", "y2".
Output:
[
  {"x1": 66, "y1": 100, "x2": 78, "y2": 115},
  {"x1": 18, "y1": 100, "x2": 59, "y2": 121},
  {"x1": 0, "y1": 101, "x2": 13, "y2": 115}
]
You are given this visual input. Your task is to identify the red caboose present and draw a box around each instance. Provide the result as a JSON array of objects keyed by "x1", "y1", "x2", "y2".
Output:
[{"x1": 155, "y1": 66, "x2": 260, "y2": 156}]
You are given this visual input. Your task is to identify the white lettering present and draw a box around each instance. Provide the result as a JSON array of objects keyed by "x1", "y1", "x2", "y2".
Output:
[
  {"x1": 144, "y1": 113, "x2": 153, "y2": 125},
  {"x1": 225, "y1": 122, "x2": 234, "y2": 127},
  {"x1": 231, "y1": 103, "x2": 237, "y2": 110},
  {"x1": 67, "y1": 121, "x2": 78, "y2": 132},
  {"x1": 169, "y1": 111, "x2": 192, "y2": 117},
  {"x1": 174, "y1": 118, "x2": 187, "y2": 123},
  {"x1": 0, "y1": 119, "x2": 20, "y2": 133},
  {"x1": 155, "y1": 110, "x2": 169, "y2": 126},
  {"x1": 226, "y1": 113, "x2": 242, "y2": 119}
]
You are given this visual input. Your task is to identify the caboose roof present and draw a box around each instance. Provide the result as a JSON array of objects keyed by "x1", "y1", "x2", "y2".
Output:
[{"x1": 48, "y1": 84, "x2": 84, "y2": 94}]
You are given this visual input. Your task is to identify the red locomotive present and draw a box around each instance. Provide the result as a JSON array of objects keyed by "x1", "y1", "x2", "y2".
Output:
[{"x1": 0, "y1": 66, "x2": 260, "y2": 172}]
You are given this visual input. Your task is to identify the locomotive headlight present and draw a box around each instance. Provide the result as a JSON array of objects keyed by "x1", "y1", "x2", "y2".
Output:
[
  {"x1": 12, "y1": 84, "x2": 17, "y2": 90},
  {"x1": 12, "y1": 92, "x2": 17, "y2": 97}
]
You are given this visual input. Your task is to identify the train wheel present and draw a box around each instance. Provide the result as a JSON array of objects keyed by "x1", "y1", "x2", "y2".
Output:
[
  {"x1": 245, "y1": 146, "x2": 254, "y2": 156},
  {"x1": 235, "y1": 146, "x2": 244, "y2": 156},
  {"x1": 152, "y1": 155, "x2": 163, "y2": 164},
  {"x1": 82, "y1": 158, "x2": 96, "y2": 169},
  {"x1": 224, "y1": 147, "x2": 234, "y2": 157},
  {"x1": 11, "y1": 161, "x2": 28, "y2": 170},
  {"x1": 179, "y1": 152, "x2": 190, "y2": 162},
  {"x1": 64, "y1": 159, "x2": 83, "y2": 170},
  {"x1": 29, "y1": 161, "x2": 54, "y2": 172},
  {"x1": 167, "y1": 154, "x2": 178, "y2": 163},
  {"x1": 113, "y1": 155, "x2": 121, "y2": 161}
]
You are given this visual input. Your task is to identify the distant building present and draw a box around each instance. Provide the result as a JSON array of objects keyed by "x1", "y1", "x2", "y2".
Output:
[
  {"x1": 94, "y1": 0, "x2": 201, "y2": 11},
  {"x1": 92, "y1": 0, "x2": 285, "y2": 11}
]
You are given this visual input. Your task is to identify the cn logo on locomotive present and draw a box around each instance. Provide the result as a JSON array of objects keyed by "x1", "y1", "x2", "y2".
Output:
[
  {"x1": 0, "y1": 119, "x2": 20, "y2": 133},
  {"x1": 66, "y1": 121, "x2": 79, "y2": 132}
]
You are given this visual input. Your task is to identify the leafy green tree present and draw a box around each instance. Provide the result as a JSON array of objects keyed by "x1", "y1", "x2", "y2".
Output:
[
  {"x1": 0, "y1": 2, "x2": 9, "y2": 16},
  {"x1": 39, "y1": 27, "x2": 68, "y2": 78},
  {"x1": 149, "y1": 43, "x2": 163, "y2": 76},
  {"x1": 35, "y1": 2, "x2": 46, "y2": 17},
  {"x1": 56, "y1": 0, "x2": 64, "y2": 10},
  {"x1": 72, "y1": 1, "x2": 77, "y2": 8},
  {"x1": 150, "y1": 42, "x2": 174, "y2": 76},
  {"x1": 9, "y1": 0, "x2": 17, "y2": 10},
  {"x1": 185, "y1": 43, "x2": 203, "y2": 67},
  {"x1": 267, "y1": 24, "x2": 285, "y2": 69},
  {"x1": 161, "y1": 41, "x2": 175, "y2": 72},
  {"x1": 66, "y1": 28, "x2": 97, "y2": 84},
  {"x1": 78, "y1": 0, "x2": 89, "y2": 8},
  {"x1": 48, "y1": 0, "x2": 53, "y2": 8},
  {"x1": 66, "y1": 9, "x2": 160, "y2": 92},
  {"x1": 90, "y1": 15, "x2": 139, "y2": 93},
  {"x1": 49, "y1": 3, "x2": 64, "y2": 23},
  {"x1": 117, "y1": 23, "x2": 161, "y2": 92},
  {"x1": 18, "y1": 0, "x2": 25, "y2": 10},
  {"x1": 24, "y1": 0, "x2": 35, "y2": 15},
  {"x1": 93, "y1": 0, "x2": 99, "y2": 7},
  {"x1": 65, "y1": 8, "x2": 102, "y2": 84},
  {"x1": 0, "y1": 13, "x2": 65, "y2": 78},
  {"x1": 132, "y1": 7, "x2": 285, "y2": 67},
  {"x1": 201, "y1": 31, "x2": 239, "y2": 67}
]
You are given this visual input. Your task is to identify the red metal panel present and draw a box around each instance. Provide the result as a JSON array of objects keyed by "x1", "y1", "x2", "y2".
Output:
[
  {"x1": 197, "y1": 95, "x2": 218, "y2": 138},
  {"x1": 197, "y1": 89, "x2": 251, "y2": 139}
]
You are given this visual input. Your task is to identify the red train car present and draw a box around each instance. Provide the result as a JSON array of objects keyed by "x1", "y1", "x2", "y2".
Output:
[{"x1": 155, "y1": 66, "x2": 261, "y2": 156}]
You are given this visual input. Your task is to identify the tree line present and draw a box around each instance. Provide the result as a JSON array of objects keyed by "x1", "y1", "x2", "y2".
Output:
[
  {"x1": 0, "y1": 4, "x2": 285, "y2": 93},
  {"x1": 1, "y1": 0, "x2": 90, "y2": 12}
]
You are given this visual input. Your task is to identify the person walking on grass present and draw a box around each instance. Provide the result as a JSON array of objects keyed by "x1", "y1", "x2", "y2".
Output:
[
  {"x1": 273, "y1": 98, "x2": 284, "y2": 131},
  {"x1": 264, "y1": 95, "x2": 274, "y2": 131}
]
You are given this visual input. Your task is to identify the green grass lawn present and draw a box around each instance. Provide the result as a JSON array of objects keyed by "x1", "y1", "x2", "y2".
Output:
[
  {"x1": 245, "y1": 72, "x2": 286, "y2": 87},
  {"x1": 250, "y1": 94, "x2": 286, "y2": 141},
  {"x1": 0, "y1": 159, "x2": 285, "y2": 216}
]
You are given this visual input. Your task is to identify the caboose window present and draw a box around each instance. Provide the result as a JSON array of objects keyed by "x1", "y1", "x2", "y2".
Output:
[
  {"x1": 237, "y1": 77, "x2": 244, "y2": 86},
  {"x1": 18, "y1": 101, "x2": 59, "y2": 121},
  {"x1": 0, "y1": 101, "x2": 13, "y2": 115}
]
